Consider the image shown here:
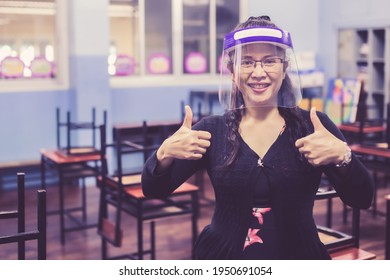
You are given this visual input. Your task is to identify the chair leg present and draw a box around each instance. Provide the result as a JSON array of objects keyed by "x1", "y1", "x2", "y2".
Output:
[
  {"x1": 191, "y1": 191, "x2": 199, "y2": 251},
  {"x1": 150, "y1": 221, "x2": 156, "y2": 260},
  {"x1": 37, "y1": 189, "x2": 47, "y2": 260},
  {"x1": 137, "y1": 201, "x2": 143, "y2": 260},
  {"x1": 326, "y1": 197, "x2": 333, "y2": 228},
  {"x1": 81, "y1": 178, "x2": 87, "y2": 222},
  {"x1": 385, "y1": 195, "x2": 390, "y2": 260},
  {"x1": 101, "y1": 238, "x2": 107, "y2": 260},
  {"x1": 17, "y1": 173, "x2": 25, "y2": 260}
]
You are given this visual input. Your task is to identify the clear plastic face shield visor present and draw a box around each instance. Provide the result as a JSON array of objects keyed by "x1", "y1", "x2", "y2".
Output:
[{"x1": 219, "y1": 27, "x2": 302, "y2": 110}]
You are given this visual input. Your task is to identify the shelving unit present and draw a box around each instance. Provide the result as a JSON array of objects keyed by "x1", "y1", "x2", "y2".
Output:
[{"x1": 337, "y1": 27, "x2": 390, "y2": 120}]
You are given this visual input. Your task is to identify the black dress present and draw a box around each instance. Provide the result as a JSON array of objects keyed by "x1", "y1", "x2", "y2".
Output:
[{"x1": 142, "y1": 109, "x2": 374, "y2": 259}]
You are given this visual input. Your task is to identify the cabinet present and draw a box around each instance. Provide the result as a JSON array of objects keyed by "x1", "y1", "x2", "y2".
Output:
[{"x1": 337, "y1": 27, "x2": 390, "y2": 120}]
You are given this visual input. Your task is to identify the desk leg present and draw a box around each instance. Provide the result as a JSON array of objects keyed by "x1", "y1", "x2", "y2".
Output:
[
  {"x1": 191, "y1": 191, "x2": 199, "y2": 258},
  {"x1": 59, "y1": 165, "x2": 65, "y2": 245}
]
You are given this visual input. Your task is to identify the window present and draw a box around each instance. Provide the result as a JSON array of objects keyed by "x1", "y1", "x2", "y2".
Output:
[
  {"x1": 0, "y1": 0, "x2": 57, "y2": 80},
  {"x1": 215, "y1": 0, "x2": 240, "y2": 73},
  {"x1": 145, "y1": 0, "x2": 172, "y2": 75},
  {"x1": 109, "y1": 0, "x2": 242, "y2": 80},
  {"x1": 183, "y1": 0, "x2": 210, "y2": 74},
  {"x1": 109, "y1": 0, "x2": 140, "y2": 76}
]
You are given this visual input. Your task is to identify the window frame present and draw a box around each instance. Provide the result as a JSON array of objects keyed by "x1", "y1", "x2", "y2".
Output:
[{"x1": 0, "y1": 0, "x2": 69, "y2": 93}]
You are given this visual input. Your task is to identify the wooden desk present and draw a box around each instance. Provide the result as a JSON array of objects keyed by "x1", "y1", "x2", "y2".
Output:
[
  {"x1": 339, "y1": 124, "x2": 386, "y2": 134},
  {"x1": 40, "y1": 149, "x2": 100, "y2": 244},
  {"x1": 338, "y1": 123, "x2": 386, "y2": 144},
  {"x1": 350, "y1": 143, "x2": 390, "y2": 158}
]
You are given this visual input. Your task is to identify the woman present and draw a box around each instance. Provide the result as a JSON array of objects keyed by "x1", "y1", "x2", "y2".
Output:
[{"x1": 141, "y1": 16, "x2": 374, "y2": 259}]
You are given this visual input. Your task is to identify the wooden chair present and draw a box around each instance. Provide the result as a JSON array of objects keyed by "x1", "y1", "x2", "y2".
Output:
[
  {"x1": 41, "y1": 108, "x2": 107, "y2": 244},
  {"x1": 0, "y1": 173, "x2": 46, "y2": 259},
  {"x1": 56, "y1": 107, "x2": 107, "y2": 156},
  {"x1": 315, "y1": 185, "x2": 376, "y2": 260},
  {"x1": 97, "y1": 124, "x2": 199, "y2": 259}
]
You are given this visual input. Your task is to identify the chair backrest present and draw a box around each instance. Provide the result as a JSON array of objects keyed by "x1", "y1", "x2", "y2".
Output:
[
  {"x1": 189, "y1": 91, "x2": 220, "y2": 119},
  {"x1": 315, "y1": 186, "x2": 360, "y2": 251},
  {"x1": 188, "y1": 91, "x2": 205, "y2": 121},
  {"x1": 0, "y1": 173, "x2": 46, "y2": 259},
  {"x1": 56, "y1": 107, "x2": 107, "y2": 155}
]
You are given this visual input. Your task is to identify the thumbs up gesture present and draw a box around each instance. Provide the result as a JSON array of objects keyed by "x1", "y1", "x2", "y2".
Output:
[
  {"x1": 156, "y1": 105, "x2": 211, "y2": 170},
  {"x1": 295, "y1": 107, "x2": 347, "y2": 167}
]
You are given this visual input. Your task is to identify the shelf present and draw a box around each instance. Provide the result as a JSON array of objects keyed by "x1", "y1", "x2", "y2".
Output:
[{"x1": 337, "y1": 26, "x2": 389, "y2": 119}]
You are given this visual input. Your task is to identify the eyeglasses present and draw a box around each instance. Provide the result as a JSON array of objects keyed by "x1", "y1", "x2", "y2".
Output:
[{"x1": 240, "y1": 57, "x2": 284, "y2": 73}]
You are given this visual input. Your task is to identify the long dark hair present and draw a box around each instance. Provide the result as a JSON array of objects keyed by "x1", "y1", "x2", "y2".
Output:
[{"x1": 222, "y1": 16, "x2": 308, "y2": 167}]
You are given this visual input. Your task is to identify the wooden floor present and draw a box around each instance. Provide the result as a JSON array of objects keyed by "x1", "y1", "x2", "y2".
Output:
[{"x1": 0, "y1": 172, "x2": 389, "y2": 260}]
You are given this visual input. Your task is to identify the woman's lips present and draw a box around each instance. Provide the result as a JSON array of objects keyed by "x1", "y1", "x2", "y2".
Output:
[{"x1": 248, "y1": 83, "x2": 270, "y2": 93}]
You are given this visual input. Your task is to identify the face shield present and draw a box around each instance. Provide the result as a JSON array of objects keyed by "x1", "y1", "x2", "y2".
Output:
[{"x1": 219, "y1": 26, "x2": 302, "y2": 110}]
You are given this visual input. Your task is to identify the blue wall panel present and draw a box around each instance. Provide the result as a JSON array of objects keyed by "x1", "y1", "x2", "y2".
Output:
[{"x1": 0, "y1": 90, "x2": 69, "y2": 161}]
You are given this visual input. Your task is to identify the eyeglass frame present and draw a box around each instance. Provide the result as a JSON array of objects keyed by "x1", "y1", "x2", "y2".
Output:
[{"x1": 239, "y1": 57, "x2": 285, "y2": 73}]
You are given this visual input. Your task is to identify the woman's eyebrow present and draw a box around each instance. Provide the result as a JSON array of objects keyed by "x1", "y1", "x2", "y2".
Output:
[{"x1": 241, "y1": 54, "x2": 280, "y2": 59}]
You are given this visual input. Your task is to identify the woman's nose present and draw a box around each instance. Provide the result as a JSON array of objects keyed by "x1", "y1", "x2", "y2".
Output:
[{"x1": 251, "y1": 63, "x2": 267, "y2": 76}]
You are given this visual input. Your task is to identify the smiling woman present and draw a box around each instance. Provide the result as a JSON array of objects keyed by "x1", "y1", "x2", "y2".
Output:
[{"x1": 141, "y1": 15, "x2": 374, "y2": 260}]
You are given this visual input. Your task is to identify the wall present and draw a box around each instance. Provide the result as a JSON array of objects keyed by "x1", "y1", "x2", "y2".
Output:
[
  {"x1": 248, "y1": 0, "x2": 320, "y2": 53},
  {"x1": 0, "y1": 90, "x2": 69, "y2": 161}
]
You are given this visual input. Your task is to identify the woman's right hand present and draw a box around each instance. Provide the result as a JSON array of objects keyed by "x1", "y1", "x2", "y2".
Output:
[{"x1": 156, "y1": 105, "x2": 211, "y2": 171}]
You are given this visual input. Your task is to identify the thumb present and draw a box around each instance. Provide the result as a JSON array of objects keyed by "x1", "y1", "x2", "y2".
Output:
[
  {"x1": 182, "y1": 105, "x2": 193, "y2": 129},
  {"x1": 310, "y1": 107, "x2": 324, "y2": 131}
]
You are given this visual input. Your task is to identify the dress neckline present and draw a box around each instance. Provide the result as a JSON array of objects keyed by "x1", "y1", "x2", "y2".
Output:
[{"x1": 238, "y1": 125, "x2": 286, "y2": 167}]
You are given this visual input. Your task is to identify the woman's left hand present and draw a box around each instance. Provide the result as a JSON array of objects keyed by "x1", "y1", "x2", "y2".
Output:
[{"x1": 295, "y1": 107, "x2": 347, "y2": 167}]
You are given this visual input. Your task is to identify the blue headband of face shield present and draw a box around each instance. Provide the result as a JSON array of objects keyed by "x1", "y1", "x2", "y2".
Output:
[{"x1": 223, "y1": 26, "x2": 293, "y2": 51}]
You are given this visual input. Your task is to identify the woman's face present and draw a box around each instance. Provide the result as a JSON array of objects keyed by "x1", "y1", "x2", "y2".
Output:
[{"x1": 232, "y1": 43, "x2": 286, "y2": 108}]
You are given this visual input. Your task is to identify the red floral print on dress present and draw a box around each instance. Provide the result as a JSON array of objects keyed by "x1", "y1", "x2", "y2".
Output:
[
  {"x1": 252, "y1": 207, "x2": 271, "y2": 225},
  {"x1": 243, "y1": 228, "x2": 263, "y2": 250}
]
